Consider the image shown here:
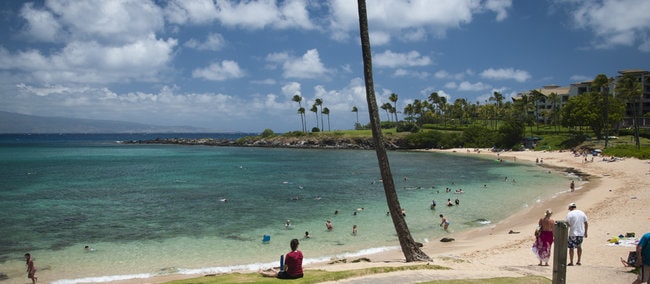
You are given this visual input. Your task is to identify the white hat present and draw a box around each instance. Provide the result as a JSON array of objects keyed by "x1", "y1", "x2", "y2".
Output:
[{"x1": 568, "y1": 203, "x2": 576, "y2": 208}]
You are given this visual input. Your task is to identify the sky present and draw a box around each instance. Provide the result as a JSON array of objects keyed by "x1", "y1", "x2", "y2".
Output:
[{"x1": 1, "y1": 0, "x2": 649, "y2": 133}]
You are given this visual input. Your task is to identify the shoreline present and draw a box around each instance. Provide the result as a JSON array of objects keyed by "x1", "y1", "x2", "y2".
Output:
[{"x1": 115, "y1": 148, "x2": 649, "y2": 284}]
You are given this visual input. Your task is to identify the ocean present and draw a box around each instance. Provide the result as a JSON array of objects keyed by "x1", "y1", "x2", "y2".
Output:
[{"x1": 0, "y1": 134, "x2": 572, "y2": 283}]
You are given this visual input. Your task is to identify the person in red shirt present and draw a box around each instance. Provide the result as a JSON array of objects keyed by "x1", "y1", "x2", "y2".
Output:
[{"x1": 260, "y1": 239, "x2": 304, "y2": 279}]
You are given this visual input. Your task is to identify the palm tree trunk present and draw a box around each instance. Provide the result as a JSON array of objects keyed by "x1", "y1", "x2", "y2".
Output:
[{"x1": 357, "y1": 0, "x2": 430, "y2": 262}]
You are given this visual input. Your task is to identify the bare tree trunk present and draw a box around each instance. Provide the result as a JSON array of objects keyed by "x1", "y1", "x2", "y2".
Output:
[{"x1": 356, "y1": 0, "x2": 430, "y2": 262}]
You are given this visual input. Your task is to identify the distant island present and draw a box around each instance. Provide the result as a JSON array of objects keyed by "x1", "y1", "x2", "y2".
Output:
[{"x1": 0, "y1": 111, "x2": 216, "y2": 134}]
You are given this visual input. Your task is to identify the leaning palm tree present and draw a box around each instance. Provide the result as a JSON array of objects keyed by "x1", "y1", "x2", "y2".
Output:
[
  {"x1": 381, "y1": 102, "x2": 392, "y2": 122},
  {"x1": 352, "y1": 106, "x2": 359, "y2": 127},
  {"x1": 322, "y1": 107, "x2": 331, "y2": 132},
  {"x1": 292, "y1": 95, "x2": 306, "y2": 132},
  {"x1": 297, "y1": 107, "x2": 306, "y2": 132},
  {"x1": 356, "y1": 0, "x2": 430, "y2": 262},
  {"x1": 389, "y1": 93, "x2": 399, "y2": 122},
  {"x1": 310, "y1": 104, "x2": 319, "y2": 131},
  {"x1": 315, "y1": 98, "x2": 324, "y2": 133}
]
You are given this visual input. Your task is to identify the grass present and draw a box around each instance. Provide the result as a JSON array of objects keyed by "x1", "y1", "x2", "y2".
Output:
[{"x1": 168, "y1": 264, "x2": 551, "y2": 284}]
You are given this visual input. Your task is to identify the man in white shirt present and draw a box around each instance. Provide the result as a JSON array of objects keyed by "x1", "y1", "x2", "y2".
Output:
[{"x1": 566, "y1": 202, "x2": 588, "y2": 266}]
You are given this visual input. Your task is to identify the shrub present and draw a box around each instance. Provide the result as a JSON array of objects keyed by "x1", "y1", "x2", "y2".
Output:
[
  {"x1": 396, "y1": 123, "x2": 420, "y2": 133},
  {"x1": 261, "y1": 128, "x2": 275, "y2": 138}
]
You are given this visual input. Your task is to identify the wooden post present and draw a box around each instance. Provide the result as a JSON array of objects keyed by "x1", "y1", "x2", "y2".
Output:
[{"x1": 553, "y1": 221, "x2": 569, "y2": 284}]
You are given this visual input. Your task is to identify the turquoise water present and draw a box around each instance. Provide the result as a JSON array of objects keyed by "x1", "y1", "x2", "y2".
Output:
[{"x1": 0, "y1": 134, "x2": 570, "y2": 283}]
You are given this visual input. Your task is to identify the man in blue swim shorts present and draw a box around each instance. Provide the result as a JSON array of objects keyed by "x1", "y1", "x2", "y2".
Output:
[{"x1": 566, "y1": 203, "x2": 588, "y2": 266}]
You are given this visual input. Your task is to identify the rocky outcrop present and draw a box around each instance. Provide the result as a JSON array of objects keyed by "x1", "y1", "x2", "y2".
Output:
[{"x1": 122, "y1": 135, "x2": 408, "y2": 150}]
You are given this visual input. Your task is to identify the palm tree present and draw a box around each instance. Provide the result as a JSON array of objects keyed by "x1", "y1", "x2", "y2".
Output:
[
  {"x1": 356, "y1": 0, "x2": 430, "y2": 262},
  {"x1": 548, "y1": 92, "x2": 560, "y2": 134},
  {"x1": 322, "y1": 107, "x2": 331, "y2": 131},
  {"x1": 616, "y1": 74, "x2": 643, "y2": 149},
  {"x1": 352, "y1": 106, "x2": 359, "y2": 126},
  {"x1": 310, "y1": 104, "x2": 319, "y2": 131},
  {"x1": 381, "y1": 102, "x2": 392, "y2": 122},
  {"x1": 592, "y1": 74, "x2": 610, "y2": 146},
  {"x1": 529, "y1": 90, "x2": 545, "y2": 132},
  {"x1": 297, "y1": 107, "x2": 306, "y2": 130},
  {"x1": 315, "y1": 98, "x2": 324, "y2": 132},
  {"x1": 489, "y1": 91, "x2": 504, "y2": 129},
  {"x1": 389, "y1": 93, "x2": 399, "y2": 122},
  {"x1": 292, "y1": 95, "x2": 306, "y2": 132}
]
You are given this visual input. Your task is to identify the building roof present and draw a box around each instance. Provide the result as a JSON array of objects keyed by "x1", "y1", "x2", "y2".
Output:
[{"x1": 618, "y1": 69, "x2": 649, "y2": 75}]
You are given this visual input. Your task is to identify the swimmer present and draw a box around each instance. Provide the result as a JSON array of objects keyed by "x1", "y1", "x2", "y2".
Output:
[
  {"x1": 219, "y1": 197, "x2": 227, "y2": 202},
  {"x1": 352, "y1": 225, "x2": 357, "y2": 236},
  {"x1": 84, "y1": 245, "x2": 95, "y2": 252},
  {"x1": 447, "y1": 198, "x2": 453, "y2": 207},
  {"x1": 325, "y1": 219, "x2": 333, "y2": 231},
  {"x1": 304, "y1": 231, "x2": 310, "y2": 238},
  {"x1": 285, "y1": 219, "x2": 292, "y2": 229}
]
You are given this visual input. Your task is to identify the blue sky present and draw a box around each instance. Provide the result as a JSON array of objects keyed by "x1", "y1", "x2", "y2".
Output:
[{"x1": 1, "y1": 0, "x2": 649, "y2": 132}]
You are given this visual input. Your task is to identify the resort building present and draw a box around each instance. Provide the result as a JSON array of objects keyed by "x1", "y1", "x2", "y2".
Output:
[{"x1": 514, "y1": 69, "x2": 650, "y2": 127}]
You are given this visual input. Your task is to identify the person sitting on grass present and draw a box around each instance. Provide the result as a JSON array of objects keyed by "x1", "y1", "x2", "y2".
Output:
[{"x1": 259, "y1": 238, "x2": 304, "y2": 279}]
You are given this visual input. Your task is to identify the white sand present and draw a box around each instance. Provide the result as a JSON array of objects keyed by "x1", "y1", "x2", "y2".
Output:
[{"x1": 122, "y1": 149, "x2": 650, "y2": 283}]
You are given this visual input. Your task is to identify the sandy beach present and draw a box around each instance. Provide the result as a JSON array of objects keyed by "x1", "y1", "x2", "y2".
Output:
[
  {"x1": 122, "y1": 148, "x2": 648, "y2": 284},
  {"x1": 313, "y1": 149, "x2": 650, "y2": 284}
]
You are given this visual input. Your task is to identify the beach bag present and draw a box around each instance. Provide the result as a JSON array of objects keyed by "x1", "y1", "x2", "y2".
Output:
[
  {"x1": 627, "y1": 251, "x2": 637, "y2": 267},
  {"x1": 534, "y1": 226, "x2": 541, "y2": 238}
]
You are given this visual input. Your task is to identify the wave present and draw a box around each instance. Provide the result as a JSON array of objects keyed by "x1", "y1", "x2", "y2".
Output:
[{"x1": 49, "y1": 246, "x2": 399, "y2": 284}]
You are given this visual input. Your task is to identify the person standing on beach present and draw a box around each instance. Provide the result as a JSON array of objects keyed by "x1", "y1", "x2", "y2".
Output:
[
  {"x1": 566, "y1": 203, "x2": 588, "y2": 266},
  {"x1": 532, "y1": 209, "x2": 554, "y2": 266},
  {"x1": 259, "y1": 238, "x2": 304, "y2": 279},
  {"x1": 570, "y1": 180, "x2": 575, "y2": 192},
  {"x1": 25, "y1": 253, "x2": 37, "y2": 284},
  {"x1": 633, "y1": 231, "x2": 650, "y2": 284}
]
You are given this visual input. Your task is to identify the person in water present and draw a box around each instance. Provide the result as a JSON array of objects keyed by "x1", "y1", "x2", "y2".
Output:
[
  {"x1": 439, "y1": 214, "x2": 450, "y2": 232},
  {"x1": 259, "y1": 239, "x2": 304, "y2": 279}
]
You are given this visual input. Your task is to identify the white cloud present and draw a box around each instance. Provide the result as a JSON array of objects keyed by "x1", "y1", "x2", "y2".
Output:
[
  {"x1": 393, "y1": 69, "x2": 429, "y2": 79},
  {"x1": 192, "y1": 60, "x2": 245, "y2": 81},
  {"x1": 327, "y1": 0, "x2": 512, "y2": 42},
  {"x1": 458, "y1": 81, "x2": 492, "y2": 91},
  {"x1": 484, "y1": 0, "x2": 512, "y2": 22},
  {"x1": 164, "y1": 0, "x2": 218, "y2": 25},
  {"x1": 562, "y1": 0, "x2": 650, "y2": 51},
  {"x1": 374, "y1": 50, "x2": 432, "y2": 68},
  {"x1": 279, "y1": 49, "x2": 329, "y2": 79},
  {"x1": 214, "y1": 0, "x2": 314, "y2": 30},
  {"x1": 281, "y1": 82, "x2": 302, "y2": 99},
  {"x1": 185, "y1": 33, "x2": 225, "y2": 51},
  {"x1": 370, "y1": 32, "x2": 391, "y2": 46},
  {"x1": 444, "y1": 81, "x2": 458, "y2": 89},
  {"x1": 22, "y1": 0, "x2": 165, "y2": 44},
  {"x1": 480, "y1": 68, "x2": 531, "y2": 82},
  {"x1": 434, "y1": 70, "x2": 468, "y2": 80},
  {"x1": 19, "y1": 3, "x2": 61, "y2": 42},
  {"x1": 0, "y1": 35, "x2": 177, "y2": 84}
]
